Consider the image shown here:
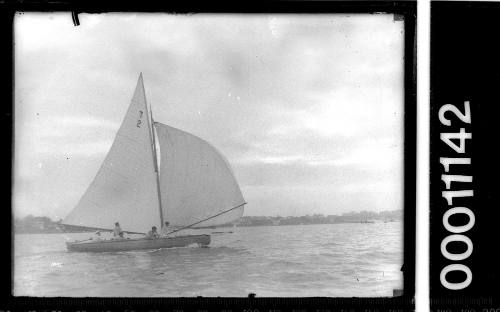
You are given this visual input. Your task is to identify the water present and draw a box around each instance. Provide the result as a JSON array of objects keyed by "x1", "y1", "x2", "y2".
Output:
[{"x1": 14, "y1": 222, "x2": 403, "y2": 297}]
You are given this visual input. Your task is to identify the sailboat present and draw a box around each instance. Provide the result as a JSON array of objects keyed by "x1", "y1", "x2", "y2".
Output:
[{"x1": 63, "y1": 74, "x2": 246, "y2": 252}]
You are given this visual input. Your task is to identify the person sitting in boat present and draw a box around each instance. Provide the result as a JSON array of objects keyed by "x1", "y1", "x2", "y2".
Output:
[
  {"x1": 113, "y1": 222, "x2": 122, "y2": 237},
  {"x1": 146, "y1": 226, "x2": 160, "y2": 239},
  {"x1": 93, "y1": 231, "x2": 103, "y2": 241},
  {"x1": 161, "y1": 221, "x2": 171, "y2": 237},
  {"x1": 117, "y1": 231, "x2": 127, "y2": 240}
]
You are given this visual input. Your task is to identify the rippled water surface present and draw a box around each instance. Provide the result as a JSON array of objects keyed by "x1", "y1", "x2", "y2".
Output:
[{"x1": 14, "y1": 223, "x2": 403, "y2": 297}]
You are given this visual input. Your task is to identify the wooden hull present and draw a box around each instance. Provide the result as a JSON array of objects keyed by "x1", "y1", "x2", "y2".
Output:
[{"x1": 66, "y1": 235, "x2": 210, "y2": 252}]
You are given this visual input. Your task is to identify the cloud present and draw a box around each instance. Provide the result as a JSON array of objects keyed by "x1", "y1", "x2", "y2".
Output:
[
  {"x1": 16, "y1": 115, "x2": 118, "y2": 157},
  {"x1": 14, "y1": 13, "x2": 404, "y2": 219}
]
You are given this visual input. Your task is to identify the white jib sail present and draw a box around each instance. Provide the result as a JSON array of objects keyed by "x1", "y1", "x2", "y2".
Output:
[
  {"x1": 154, "y1": 122, "x2": 245, "y2": 227},
  {"x1": 63, "y1": 74, "x2": 161, "y2": 233}
]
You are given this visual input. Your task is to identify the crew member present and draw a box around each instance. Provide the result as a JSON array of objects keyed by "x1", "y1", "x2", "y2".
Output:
[
  {"x1": 93, "y1": 231, "x2": 103, "y2": 241},
  {"x1": 146, "y1": 226, "x2": 159, "y2": 239},
  {"x1": 113, "y1": 222, "x2": 122, "y2": 237},
  {"x1": 161, "y1": 221, "x2": 171, "y2": 237}
]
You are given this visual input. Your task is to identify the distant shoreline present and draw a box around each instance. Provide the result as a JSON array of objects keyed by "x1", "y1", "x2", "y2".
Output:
[
  {"x1": 14, "y1": 213, "x2": 402, "y2": 234},
  {"x1": 14, "y1": 221, "x2": 401, "y2": 235}
]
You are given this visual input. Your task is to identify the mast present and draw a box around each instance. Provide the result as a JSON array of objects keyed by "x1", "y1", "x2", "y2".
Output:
[
  {"x1": 150, "y1": 108, "x2": 164, "y2": 226},
  {"x1": 141, "y1": 74, "x2": 165, "y2": 226}
]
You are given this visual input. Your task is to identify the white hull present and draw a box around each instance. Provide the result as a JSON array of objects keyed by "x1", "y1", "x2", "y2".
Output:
[{"x1": 66, "y1": 234, "x2": 210, "y2": 252}]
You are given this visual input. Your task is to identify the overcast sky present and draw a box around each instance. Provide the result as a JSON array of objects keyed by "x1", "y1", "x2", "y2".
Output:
[{"x1": 14, "y1": 13, "x2": 404, "y2": 220}]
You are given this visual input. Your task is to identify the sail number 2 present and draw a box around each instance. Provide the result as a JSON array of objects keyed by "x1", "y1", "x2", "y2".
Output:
[
  {"x1": 137, "y1": 110, "x2": 144, "y2": 128},
  {"x1": 438, "y1": 101, "x2": 474, "y2": 290}
]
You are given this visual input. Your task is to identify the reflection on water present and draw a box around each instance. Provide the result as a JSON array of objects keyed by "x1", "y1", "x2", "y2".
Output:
[{"x1": 14, "y1": 222, "x2": 403, "y2": 297}]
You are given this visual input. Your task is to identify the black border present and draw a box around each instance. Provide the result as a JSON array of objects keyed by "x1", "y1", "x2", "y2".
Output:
[
  {"x1": 1, "y1": 1, "x2": 416, "y2": 311},
  {"x1": 430, "y1": 1, "x2": 500, "y2": 308}
]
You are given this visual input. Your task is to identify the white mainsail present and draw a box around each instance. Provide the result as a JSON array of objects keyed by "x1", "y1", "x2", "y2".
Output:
[
  {"x1": 63, "y1": 74, "x2": 161, "y2": 233},
  {"x1": 154, "y1": 122, "x2": 245, "y2": 227}
]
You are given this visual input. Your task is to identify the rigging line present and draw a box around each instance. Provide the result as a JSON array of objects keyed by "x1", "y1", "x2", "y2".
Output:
[{"x1": 164, "y1": 202, "x2": 247, "y2": 236}]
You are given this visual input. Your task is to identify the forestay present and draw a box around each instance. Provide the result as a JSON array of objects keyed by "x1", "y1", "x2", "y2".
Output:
[
  {"x1": 62, "y1": 75, "x2": 161, "y2": 233},
  {"x1": 154, "y1": 122, "x2": 245, "y2": 227}
]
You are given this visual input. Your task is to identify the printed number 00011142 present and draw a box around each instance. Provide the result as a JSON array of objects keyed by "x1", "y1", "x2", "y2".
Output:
[{"x1": 438, "y1": 101, "x2": 474, "y2": 290}]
